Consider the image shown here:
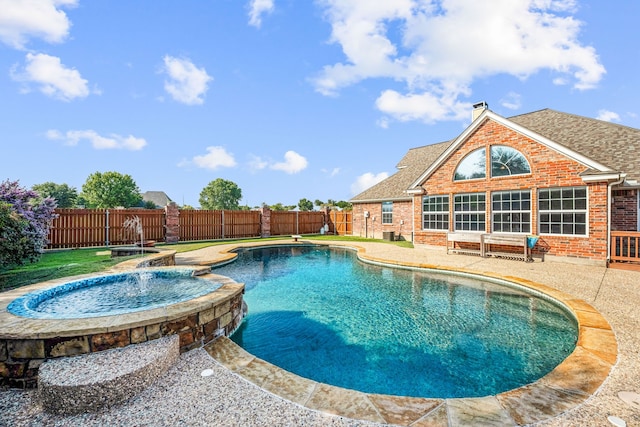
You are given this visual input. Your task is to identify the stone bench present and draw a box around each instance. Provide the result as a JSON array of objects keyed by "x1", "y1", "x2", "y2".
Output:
[
  {"x1": 292, "y1": 235, "x2": 302, "y2": 242},
  {"x1": 38, "y1": 334, "x2": 179, "y2": 415}
]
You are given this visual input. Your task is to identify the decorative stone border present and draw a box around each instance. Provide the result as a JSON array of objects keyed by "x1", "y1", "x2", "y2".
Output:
[
  {"x1": 203, "y1": 241, "x2": 617, "y2": 426},
  {"x1": 0, "y1": 260, "x2": 245, "y2": 388}
]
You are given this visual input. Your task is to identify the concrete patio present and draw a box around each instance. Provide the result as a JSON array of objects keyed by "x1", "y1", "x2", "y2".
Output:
[{"x1": 1, "y1": 239, "x2": 638, "y2": 426}]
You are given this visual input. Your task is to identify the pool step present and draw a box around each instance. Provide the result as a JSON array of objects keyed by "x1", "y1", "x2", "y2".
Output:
[{"x1": 38, "y1": 334, "x2": 179, "y2": 415}]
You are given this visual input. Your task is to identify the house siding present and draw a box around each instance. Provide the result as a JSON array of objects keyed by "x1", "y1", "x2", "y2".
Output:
[
  {"x1": 412, "y1": 119, "x2": 609, "y2": 261},
  {"x1": 353, "y1": 201, "x2": 413, "y2": 240}
]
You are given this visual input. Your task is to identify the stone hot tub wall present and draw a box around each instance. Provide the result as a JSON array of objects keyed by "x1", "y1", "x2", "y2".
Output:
[{"x1": 0, "y1": 272, "x2": 245, "y2": 389}]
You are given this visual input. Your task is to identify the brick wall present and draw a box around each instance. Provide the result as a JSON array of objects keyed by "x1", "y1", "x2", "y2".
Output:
[
  {"x1": 352, "y1": 200, "x2": 413, "y2": 240},
  {"x1": 412, "y1": 119, "x2": 610, "y2": 261},
  {"x1": 611, "y1": 189, "x2": 638, "y2": 231}
]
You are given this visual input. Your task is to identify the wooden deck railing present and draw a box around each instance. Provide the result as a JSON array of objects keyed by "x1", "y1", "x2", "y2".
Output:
[{"x1": 610, "y1": 231, "x2": 640, "y2": 265}]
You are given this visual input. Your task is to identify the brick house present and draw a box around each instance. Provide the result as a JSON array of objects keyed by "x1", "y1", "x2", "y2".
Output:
[{"x1": 351, "y1": 104, "x2": 640, "y2": 265}]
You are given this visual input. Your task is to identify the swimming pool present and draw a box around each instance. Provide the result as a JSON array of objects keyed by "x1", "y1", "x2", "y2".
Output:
[{"x1": 213, "y1": 245, "x2": 577, "y2": 398}]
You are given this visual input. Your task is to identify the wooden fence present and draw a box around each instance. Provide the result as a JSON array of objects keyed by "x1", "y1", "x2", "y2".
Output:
[
  {"x1": 48, "y1": 209, "x2": 165, "y2": 249},
  {"x1": 270, "y1": 211, "x2": 326, "y2": 236},
  {"x1": 179, "y1": 210, "x2": 261, "y2": 241},
  {"x1": 328, "y1": 210, "x2": 352, "y2": 235},
  {"x1": 610, "y1": 231, "x2": 640, "y2": 270},
  {"x1": 47, "y1": 208, "x2": 353, "y2": 249}
]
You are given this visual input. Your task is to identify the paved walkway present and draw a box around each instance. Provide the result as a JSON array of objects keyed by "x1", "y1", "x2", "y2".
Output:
[{"x1": 1, "y1": 239, "x2": 638, "y2": 426}]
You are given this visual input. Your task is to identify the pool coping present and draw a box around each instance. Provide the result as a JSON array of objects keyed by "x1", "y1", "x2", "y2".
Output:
[
  {"x1": 202, "y1": 241, "x2": 617, "y2": 426},
  {"x1": 0, "y1": 266, "x2": 242, "y2": 339}
]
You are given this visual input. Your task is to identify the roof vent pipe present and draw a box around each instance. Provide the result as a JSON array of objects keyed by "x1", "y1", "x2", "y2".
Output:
[{"x1": 472, "y1": 101, "x2": 488, "y2": 121}]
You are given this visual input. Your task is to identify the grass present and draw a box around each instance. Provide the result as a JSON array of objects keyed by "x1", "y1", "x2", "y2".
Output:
[{"x1": 0, "y1": 235, "x2": 412, "y2": 291}]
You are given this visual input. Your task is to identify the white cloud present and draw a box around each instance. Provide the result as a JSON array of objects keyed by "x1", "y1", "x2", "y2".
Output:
[
  {"x1": 47, "y1": 129, "x2": 147, "y2": 150},
  {"x1": 271, "y1": 150, "x2": 308, "y2": 174},
  {"x1": 162, "y1": 55, "x2": 212, "y2": 105},
  {"x1": 312, "y1": 0, "x2": 605, "y2": 124},
  {"x1": 11, "y1": 53, "x2": 90, "y2": 101},
  {"x1": 321, "y1": 167, "x2": 341, "y2": 177},
  {"x1": 500, "y1": 92, "x2": 522, "y2": 110},
  {"x1": 190, "y1": 146, "x2": 237, "y2": 170},
  {"x1": 248, "y1": 0, "x2": 274, "y2": 28},
  {"x1": 351, "y1": 172, "x2": 389, "y2": 195},
  {"x1": 248, "y1": 154, "x2": 269, "y2": 172},
  {"x1": 0, "y1": 0, "x2": 77, "y2": 49},
  {"x1": 596, "y1": 110, "x2": 621, "y2": 123}
]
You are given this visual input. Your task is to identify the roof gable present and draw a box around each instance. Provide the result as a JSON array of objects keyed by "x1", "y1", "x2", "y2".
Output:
[
  {"x1": 350, "y1": 141, "x2": 452, "y2": 202},
  {"x1": 409, "y1": 109, "x2": 618, "y2": 189}
]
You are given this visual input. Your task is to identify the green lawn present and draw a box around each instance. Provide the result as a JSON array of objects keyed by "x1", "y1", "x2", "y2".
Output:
[{"x1": 0, "y1": 235, "x2": 412, "y2": 291}]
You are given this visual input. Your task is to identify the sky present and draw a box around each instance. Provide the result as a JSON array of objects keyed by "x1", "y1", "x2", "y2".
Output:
[{"x1": 1, "y1": 0, "x2": 639, "y2": 209}]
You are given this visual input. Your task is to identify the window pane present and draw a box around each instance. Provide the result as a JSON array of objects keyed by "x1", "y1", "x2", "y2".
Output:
[
  {"x1": 491, "y1": 146, "x2": 531, "y2": 177},
  {"x1": 454, "y1": 148, "x2": 486, "y2": 180},
  {"x1": 538, "y1": 187, "x2": 588, "y2": 235}
]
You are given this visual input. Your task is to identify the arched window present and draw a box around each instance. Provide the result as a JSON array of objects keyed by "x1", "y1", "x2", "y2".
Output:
[
  {"x1": 490, "y1": 146, "x2": 531, "y2": 177},
  {"x1": 454, "y1": 148, "x2": 486, "y2": 181}
]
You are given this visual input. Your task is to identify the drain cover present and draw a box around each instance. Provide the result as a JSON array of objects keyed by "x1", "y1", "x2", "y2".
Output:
[
  {"x1": 608, "y1": 416, "x2": 626, "y2": 427},
  {"x1": 618, "y1": 391, "x2": 640, "y2": 409},
  {"x1": 201, "y1": 369, "x2": 214, "y2": 377}
]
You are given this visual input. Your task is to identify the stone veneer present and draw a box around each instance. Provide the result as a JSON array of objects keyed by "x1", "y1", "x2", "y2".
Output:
[{"x1": 0, "y1": 249, "x2": 245, "y2": 389}]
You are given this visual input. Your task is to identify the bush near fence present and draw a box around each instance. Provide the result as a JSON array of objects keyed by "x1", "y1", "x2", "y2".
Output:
[{"x1": 47, "y1": 208, "x2": 352, "y2": 249}]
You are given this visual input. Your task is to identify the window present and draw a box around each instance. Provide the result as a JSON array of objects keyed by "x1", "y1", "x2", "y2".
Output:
[
  {"x1": 539, "y1": 187, "x2": 587, "y2": 235},
  {"x1": 382, "y1": 201, "x2": 393, "y2": 224},
  {"x1": 423, "y1": 195, "x2": 449, "y2": 230},
  {"x1": 491, "y1": 146, "x2": 531, "y2": 177},
  {"x1": 454, "y1": 148, "x2": 486, "y2": 181},
  {"x1": 454, "y1": 193, "x2": 486, "y2": 231},
  {"x1": 492, "y1": 190, "x2": 531, "y2": 233}
]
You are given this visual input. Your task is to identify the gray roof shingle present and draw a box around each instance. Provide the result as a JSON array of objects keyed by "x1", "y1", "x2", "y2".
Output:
[
  {"x1": 350, "y1": 140, "x2": 452, "y2": 202},
  {"x1": 351, "y1": 108, "x2": 640, "y2": 203},
  {"x1": 509, "y1": 109, "x2": 640, "y2": 182}
]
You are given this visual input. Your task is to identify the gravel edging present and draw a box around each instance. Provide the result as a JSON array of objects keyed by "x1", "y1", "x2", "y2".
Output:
[{"x1": 38, "y1": 335, "x2": 179, "y2": 415}]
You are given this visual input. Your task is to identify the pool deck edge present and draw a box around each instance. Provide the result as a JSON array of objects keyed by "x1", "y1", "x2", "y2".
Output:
[{"x1": 200, "y1": 240, "x2": 617, "y2": 427}]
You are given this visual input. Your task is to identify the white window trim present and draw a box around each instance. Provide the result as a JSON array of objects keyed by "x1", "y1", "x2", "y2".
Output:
[
  {"x1": 537, "y1": 187, "x2": 589, "y2": 238},
  {"x1": 491, "y1": 190, "x2": 532, "y2": 234},
  {"x1": 381, "y1": 201, "x2": 393, "y2": 224},
  {"x1": 453, "y1": 193, "x2": 486, "y2": 232},
  {"x1": 422, "y1": 195, "x2": 450, "y2": 231}
]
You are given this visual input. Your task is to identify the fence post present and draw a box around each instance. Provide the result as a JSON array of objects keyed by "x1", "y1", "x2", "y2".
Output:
[
  {"x1": 222, "y1": 210, "x2": 225, "y2": 239},
  {"x1": 164, "y1": 202, "x2": 180, "y2": 243},
  {"x1": 261, "y1": 206, "x2": 271, "y2": 237},
  {"x1": 105, "y1": 209, "x2": 110, "y2": 246}
]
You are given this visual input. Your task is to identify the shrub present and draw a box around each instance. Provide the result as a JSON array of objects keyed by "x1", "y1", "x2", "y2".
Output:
[{"x1": 0, "y1": 180, "x2": 58, "y2": 269}]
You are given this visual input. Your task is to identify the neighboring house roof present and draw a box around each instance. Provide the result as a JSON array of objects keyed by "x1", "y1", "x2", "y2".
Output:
[
  {"x1": 352, "y1": 108, "x2": 640, "y2": 203},
  {"x1": 350, "y1": 140, "x2": 452, "y2": 202},
  {"x1": 142, "y1": 191, "x2": 173, "y2": 207}
]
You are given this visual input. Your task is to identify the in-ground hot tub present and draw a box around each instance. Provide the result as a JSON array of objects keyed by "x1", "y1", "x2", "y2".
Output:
[{"x1": 0, "y1": 266, "x2": 245, "y2": 388}]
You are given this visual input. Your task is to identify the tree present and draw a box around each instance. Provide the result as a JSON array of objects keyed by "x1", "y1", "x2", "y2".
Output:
[
  {"x1": 335, "y1": 200, "x2": 353, "y2": 211},
  {"x1": 269, "y1": 203, "x2": 296, "y2": 211},
  {"x1": 199, "y1": 178, "x2": 242, "y2": 210},
  {"x1": 298, "y1": 198, "x2": 314, "y2": 211},
  {"x1": 80, "y1": 171, "x2": 142, "y2": 208},
  {"x1": 142, "y1": 200, "x2": 157, "y2": 209},
  {"x1": 0, "y1": 180, "x2": 57, "y2": 268},
  {"x1": 32, "y1": 182, "x2": 78, "y2": 208}
]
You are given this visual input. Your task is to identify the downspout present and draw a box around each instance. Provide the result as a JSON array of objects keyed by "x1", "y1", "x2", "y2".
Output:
[
  {"x1": 411, "y1": 196, "x2": 415, "y2": 243},
  {"x1": 607, "y1": 174, "x2": 625, "y2": 264}
]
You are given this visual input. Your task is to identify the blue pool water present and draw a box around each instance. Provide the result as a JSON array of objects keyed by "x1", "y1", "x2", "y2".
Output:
[
  {"x1": 8, "y1": 269, "x2": 222, "y2": 319},
  {"x1": 214, "y1": 245, "x2": 578, "y2": 399}
]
